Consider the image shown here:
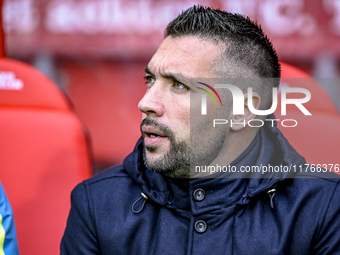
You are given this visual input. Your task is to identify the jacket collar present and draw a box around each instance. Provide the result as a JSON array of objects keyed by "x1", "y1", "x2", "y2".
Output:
[{"x1": 124, "y1": 115, "x2": 306, "y2": 209}]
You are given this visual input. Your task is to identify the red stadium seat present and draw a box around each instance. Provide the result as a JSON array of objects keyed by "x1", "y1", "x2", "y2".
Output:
[
  {"x1": 276, "y1": 62, "x2": 340, "y2": 168},
  {"x1": 0, "y1": 58, "x2": 93, "y2": 255}
]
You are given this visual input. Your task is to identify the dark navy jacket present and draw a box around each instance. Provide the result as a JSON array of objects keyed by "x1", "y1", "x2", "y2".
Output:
[{"x1": 61, "y1": 123, "x2": 340, "y2": 254}]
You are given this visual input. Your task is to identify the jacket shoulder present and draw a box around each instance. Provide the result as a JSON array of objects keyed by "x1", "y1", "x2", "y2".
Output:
[
  {"x1": 83, "y1": 164, "x2": 131, "y2": 186},
  {"x1": 70, "y1": 164, "x2": 141, "y2": 201}
]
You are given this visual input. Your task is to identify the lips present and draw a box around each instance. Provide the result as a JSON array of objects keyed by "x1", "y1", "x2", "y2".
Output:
[
  {"x1": 141, "y1": 125, "x2": 168, "y2": 146},
  {"x1": 142, "y1": 126, "x2": 166, "y2": 137}
]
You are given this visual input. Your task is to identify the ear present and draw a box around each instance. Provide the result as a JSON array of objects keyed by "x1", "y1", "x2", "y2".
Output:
[{"x1": 230, "y1": 92, "x2": 261, "y2": 131}]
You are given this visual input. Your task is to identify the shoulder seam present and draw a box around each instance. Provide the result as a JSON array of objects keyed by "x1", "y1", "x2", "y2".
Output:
[{"x1": 84, "y1": 174, "x2": 131, "y2": 186}]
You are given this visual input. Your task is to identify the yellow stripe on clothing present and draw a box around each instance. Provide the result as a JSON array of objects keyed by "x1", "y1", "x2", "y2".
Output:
[{"x1": 0, "y1": 214, "x2": 5, "y2": 255}]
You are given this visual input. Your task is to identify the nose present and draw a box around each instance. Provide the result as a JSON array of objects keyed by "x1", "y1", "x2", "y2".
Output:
[{"x1": 138, "y1": 83, "x2": 165, "y2": 117}]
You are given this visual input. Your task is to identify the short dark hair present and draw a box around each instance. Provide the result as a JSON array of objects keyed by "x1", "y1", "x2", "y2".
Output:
[{"x1": 165, "y1": 5, "x2": 281, "y2": 80}]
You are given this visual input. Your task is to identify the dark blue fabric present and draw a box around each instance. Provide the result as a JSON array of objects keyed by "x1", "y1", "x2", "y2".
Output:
[{"x1": 61, "y1": 121, "x2": 340, "y2": 255}]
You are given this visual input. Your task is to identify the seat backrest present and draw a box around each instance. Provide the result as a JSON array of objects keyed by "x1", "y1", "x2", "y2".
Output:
[
  {"x1": 275, "y1": 62, "x2": 340, "y2": 167},
  {"x1": 0, "y1": 58, "x2": 92, "y2": 255}
]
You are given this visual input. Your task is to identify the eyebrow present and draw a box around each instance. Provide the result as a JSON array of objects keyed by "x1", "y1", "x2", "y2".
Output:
[
  {"x1": 144, "y1": 66, "x2": 190, "y2": 84},
  {"x1": 144, "y1": 66, "x2": 153, "y2": 75}
]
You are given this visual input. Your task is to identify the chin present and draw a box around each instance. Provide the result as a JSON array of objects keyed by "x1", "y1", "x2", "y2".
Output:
[{"x1": 145, "y1": 152, "x2": 164, "y2": 164}]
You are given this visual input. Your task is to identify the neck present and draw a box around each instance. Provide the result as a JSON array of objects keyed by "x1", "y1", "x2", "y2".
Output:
[{"x1": 193, "y1": 127, "x2": 259, "y2": 178}]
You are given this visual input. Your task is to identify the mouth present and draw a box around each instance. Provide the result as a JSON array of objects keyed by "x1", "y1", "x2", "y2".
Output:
[
  {"x1": 148, "y1": 133, "x2": 162, "y2": 138},
  {"x1": 141, "y1": 125, "x2": 169, "y2": 146}
]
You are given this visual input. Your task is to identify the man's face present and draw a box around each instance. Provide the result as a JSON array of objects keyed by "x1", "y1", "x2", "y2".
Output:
[{"x1": 138, "y1": 36, "x2": 226, "y2": 178}]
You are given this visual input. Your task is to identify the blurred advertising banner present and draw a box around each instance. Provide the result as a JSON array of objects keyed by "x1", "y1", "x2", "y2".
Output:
[{"x1": 3, "y1": 0, "x2": 340, "y2": 60}]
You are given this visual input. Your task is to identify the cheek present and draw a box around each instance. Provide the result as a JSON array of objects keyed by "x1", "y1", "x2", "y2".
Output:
[
  {"x1": 180, "y1": 99, "x2": 191, "y2": 125},
  {"x1": 180, "y1": 107, "x2": 190, "y2": 126},
  {"x1": 170, "y1": 102, "x2": 190, "y2": 136}
]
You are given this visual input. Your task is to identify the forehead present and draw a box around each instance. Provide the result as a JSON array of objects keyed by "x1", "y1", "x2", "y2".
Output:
[{"x1": 147, "y1": 36, "x2": 220, "y2": 79}]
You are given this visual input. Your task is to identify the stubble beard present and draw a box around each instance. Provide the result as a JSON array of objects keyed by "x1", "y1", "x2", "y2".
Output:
[{"x1": 141, "y1": 118, "x2": 190, "y2": 179}]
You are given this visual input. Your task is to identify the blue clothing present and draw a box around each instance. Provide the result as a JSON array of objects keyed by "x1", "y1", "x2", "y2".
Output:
[
  {"x1": 61, "y1": 122, "x2": 340, "y2": 254},
  {"x1": 0, "y1": 182, "x2": 19, "y2": 255}
]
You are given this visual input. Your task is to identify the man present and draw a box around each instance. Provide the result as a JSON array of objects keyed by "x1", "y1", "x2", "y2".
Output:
[{"x1": 61, "y1": 6, "x2": 340, "y2": 254}]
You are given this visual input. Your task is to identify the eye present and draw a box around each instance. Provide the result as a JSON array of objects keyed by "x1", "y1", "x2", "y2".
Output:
[
  {"x1": 173, "y1": 81, "x2": 189, "y2": 91},
  {"x1": 144, "y1": 75, "x2": 155, "y2": 87}
]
